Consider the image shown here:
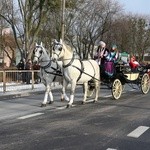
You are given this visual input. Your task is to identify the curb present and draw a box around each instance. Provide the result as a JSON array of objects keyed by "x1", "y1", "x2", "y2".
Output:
[{"x1": 0, "y1": 90, "x2": 45, "y2": 100}]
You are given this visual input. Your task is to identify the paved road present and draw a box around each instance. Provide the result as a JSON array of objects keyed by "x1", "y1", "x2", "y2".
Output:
[{"x1": 0, "y1": 85, "x2": 150, "y2": 150}]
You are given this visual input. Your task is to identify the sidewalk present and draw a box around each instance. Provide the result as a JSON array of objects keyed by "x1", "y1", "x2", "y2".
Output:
[{"x1": 0, "y1": 82, "x2": 62, "y2": 100}]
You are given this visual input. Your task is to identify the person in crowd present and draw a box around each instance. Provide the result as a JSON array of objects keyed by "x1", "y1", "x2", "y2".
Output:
[
  {"x1": 33, "y1": 63, "x2": 41, "y2": 84},
  {"x1": 17, "y1": 59, "x2": 25, "y2": 70},
  {"x1": 17, "y1": 58, "x2": 26, "y2": 83},
  {"x1": 25, "y1": 59, "x2": 33, "y2": 84},
  {"x1": 129, "y1": 56, "x2": 140, "y2": 69}
]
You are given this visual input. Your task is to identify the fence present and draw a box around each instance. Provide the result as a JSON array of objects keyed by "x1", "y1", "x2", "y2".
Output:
[{"x1": 0, "y1": 70, "x2": 43, "y2": 93}]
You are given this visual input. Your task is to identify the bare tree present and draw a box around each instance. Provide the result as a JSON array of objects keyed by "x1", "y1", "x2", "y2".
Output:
[
  {"x1": 0, "y1": 0, "x2": 51, "y2": 60},
  {"x1": 65, "y1": 0, "x2": 122, "y2": 59},
  {"x1": 0, "y1": 0, "x2": 17, "y2": 66},
  {"x1": 108, "y1": 14, "x2": 150, "y2": 61}
]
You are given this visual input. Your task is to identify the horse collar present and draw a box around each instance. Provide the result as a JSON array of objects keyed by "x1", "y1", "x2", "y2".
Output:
[{"x1": 40, "y1": 60, "x2": 51, "y2": 69}]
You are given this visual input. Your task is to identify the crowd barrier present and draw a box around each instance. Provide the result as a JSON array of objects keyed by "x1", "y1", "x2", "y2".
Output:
[{"x1": 0, "y1": 70, "x2": 43, "y2": 93}]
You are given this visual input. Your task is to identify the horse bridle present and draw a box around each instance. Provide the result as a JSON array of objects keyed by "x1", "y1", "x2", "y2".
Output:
[
  {"x1": 33, "y1": 45, "x2": 52, "y2": 69},
  {"x1": 52, "y1": 43, "x2": 63, "y2": 59},
  {"x1": 52, "y1": 42, "x2": 76, "y2": 68},
  {"x1": 33, "y1": 46, "x2": 43, "y2": 61}
]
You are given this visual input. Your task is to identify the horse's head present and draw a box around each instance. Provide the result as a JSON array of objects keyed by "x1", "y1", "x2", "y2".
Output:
[
  {"x1": 33, "y1": 42, "x2": 46, "y2": 64},
  {"x1": 52, "y1": 39, "x2": 65, "y2": 61}
]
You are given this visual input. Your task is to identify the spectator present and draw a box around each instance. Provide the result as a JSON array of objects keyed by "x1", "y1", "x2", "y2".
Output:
[
  {"x1": 25, "y1": 59, "x2": 33, "y2": 84},
  {"x1": 17, "y1": 59, "x2": 25, "y2": 70},
  {"x1": 33, "y1": 63, "x2": 41, "y2": 84},
  {"x1": 17, "y1": 59, "x2": 26, "y2": 83}
]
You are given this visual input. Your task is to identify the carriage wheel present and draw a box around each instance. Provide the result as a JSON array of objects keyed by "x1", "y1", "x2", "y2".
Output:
[
  {"x1": 141, "y1": 73, "x2": 150, "y2": 94},
  {"x1": 112, "y1": 79, "x2": 122, "y2": 100}
]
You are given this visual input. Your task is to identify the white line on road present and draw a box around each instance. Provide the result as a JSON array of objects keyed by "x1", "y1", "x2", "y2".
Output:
[
  {"x1": 127, "y1": 126, "x2": 149, "y2": 138},
  {"x1": 106, "y1": 148, "x2": 117, "y2": 150},
  {"x1": 104, "y1": 95, "x2": 112, "y2": 98},
  {"x1": 129, "y1": 89, "x2": 136, "y2": 91},
  {"x1": 56, "y1": 106, "x2": 67, "y2": 110},
  {"x1": 18, "y1": 112, "x2": 44, "y2": 120}
]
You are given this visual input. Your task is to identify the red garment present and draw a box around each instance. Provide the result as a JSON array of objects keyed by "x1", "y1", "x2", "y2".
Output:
[{"x1": 129, "y1": 56, "x2": 139, "y2": 69}]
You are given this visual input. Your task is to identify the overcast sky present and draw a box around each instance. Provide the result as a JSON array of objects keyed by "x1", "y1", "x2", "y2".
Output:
[{"x1": 119, "y1": 0, "x2": 150, "y2": 15}]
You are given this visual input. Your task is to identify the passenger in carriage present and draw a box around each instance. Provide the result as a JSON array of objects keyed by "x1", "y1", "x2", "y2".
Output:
[
  {"x1": 129, "y1": 56, "x2": 140, "y2": 69},
  {"x1": 94, "y1": 42, "x2": 119, "y2": 77},
  {"x1": 94, "y1": 41, "x2": 109, "y2": 66},
  {"x1": 104, "y1": 44, "x2": 119, "y2": 76},
  {"x1": 94, "y1": 41, "x2": 109, "y2": 77}
]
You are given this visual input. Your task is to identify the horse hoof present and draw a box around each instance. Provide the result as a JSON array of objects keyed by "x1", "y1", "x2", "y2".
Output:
[
  {"x1": 82, "y1": 101, "x2": 85, "y2": 105},
  {"x1": 66, "y1": 104, "x2": 72, "y2": 108},
  {"x1": 61, "y1": 98, "x2": 64, "y2": 101},
  {"x1": 41, "y1": 103, "x2": 46, "y2": 107},
  {"x1": 49, "y1": 101, "x2": 54, "y2": 104},
  {"x1": 93, "y1": 100, "x2": 97, "y2": 103}
]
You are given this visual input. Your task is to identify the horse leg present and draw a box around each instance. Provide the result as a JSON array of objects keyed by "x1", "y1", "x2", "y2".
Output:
[
  {"x1": 61, "y1": 79, "x2": 69, "y2": 102},
  {"x1": 41, "y1": 85, "x2": 52, "y2": 107},
  {"x1": 67, "y1": 80, "x2": 76, "y2": 108},
  {"x1": 61, "y1": 92, "x2": 69, "y2": 102},
  {"x1": 48, "y1": 87, "x2": 54, "y2": 104},
  {"x1": 82, "y1": 82, "x2": 88, "y2": 105},
  {"x1": 41, "y1": 92, "x2": 48, "y2": 107},
  {"x1": 93, "y1": 81, "x2": 100, "y2": 103},
  {"x1": 48, "y1": 90, "x2": 54, "y2": 104}
]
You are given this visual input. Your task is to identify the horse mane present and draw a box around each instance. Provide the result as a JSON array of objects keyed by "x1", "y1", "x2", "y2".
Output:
[
  {"x1": 41, "y1": 45, "x2": 49, "y2": 55},
  {"x1": 62, "y1": 41, "x2": 80, "y2": 58},
  {"x1": 63, "y1": 42, "x2": 72, "y2": 53}
]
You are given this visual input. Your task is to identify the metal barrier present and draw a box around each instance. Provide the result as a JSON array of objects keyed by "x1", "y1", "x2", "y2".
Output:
[{"x1": 0, "y1": 70, "x2": 42, "y2": 93}]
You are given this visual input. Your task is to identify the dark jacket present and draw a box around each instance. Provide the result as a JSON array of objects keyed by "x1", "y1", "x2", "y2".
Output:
[{"x1": 17, "y1": 60, "x2": 25, "y2": 70}]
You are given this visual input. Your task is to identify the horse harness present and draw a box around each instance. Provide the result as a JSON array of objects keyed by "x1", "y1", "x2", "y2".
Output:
[
  {"x1": 40, "y1": 60, "x2": 62, "y2": 82},
  {"x1": 34, "y1": 45, "x2": 62, "y2": 82},
  {"x1": 52, "y1": 41, "x2": 99, "y2": 82},
  {"x1": 63, "y1": 53, "x2": 96, "y2": 82}
]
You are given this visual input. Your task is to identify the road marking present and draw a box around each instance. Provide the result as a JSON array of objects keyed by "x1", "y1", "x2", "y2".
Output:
[
  {"x1": 18, "y1": 112, "x2": 44, "y2": 119},
  {"x1": 104, "y1": 95, "x2": 112, "y2": 98},
  {"x1": 106, "y1": 148, "x2": 117, "y2": 150},
  {"x1": 127, "y1": 126, "x2": 149, "y2": 138},
  {"x1": 129, "y1": 89, "x2": 136, "y2": 91},
  {"x1": 56, "y1": 106, "x2": 67, "y2": 110}
]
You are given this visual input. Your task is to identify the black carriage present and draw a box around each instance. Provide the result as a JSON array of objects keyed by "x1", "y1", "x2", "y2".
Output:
[{"x1": 87, "y1": 61, "x2": 150, "y2": 99}]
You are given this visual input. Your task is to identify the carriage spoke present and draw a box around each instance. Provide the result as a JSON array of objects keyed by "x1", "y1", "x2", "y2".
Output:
[
  {"x1": 141, "y1": 73, "x2": 150, "y2": 94},
  {"x1": 112, "y1": 79, "x2": 122, "y2": 100}
]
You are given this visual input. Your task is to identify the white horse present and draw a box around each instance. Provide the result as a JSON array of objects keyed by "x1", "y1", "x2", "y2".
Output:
[
  {"x1": 33, "y1": 42, "x2": 69, "y2": 107},
  {"x1": 52, "y1": 39, "x2": 100, "y2": 108}
]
